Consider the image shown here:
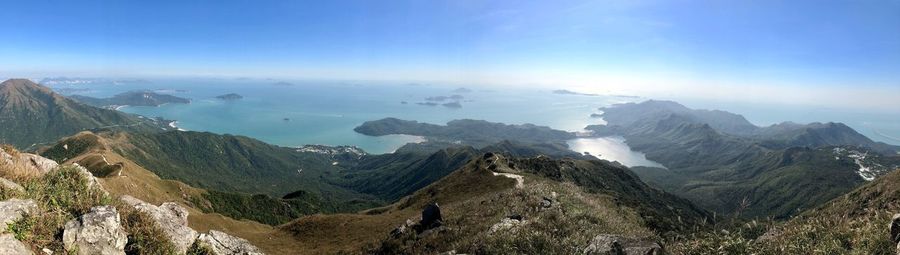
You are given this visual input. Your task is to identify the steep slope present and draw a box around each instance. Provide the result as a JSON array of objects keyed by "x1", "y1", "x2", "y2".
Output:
[
  {"x1": 671, "y1": 167, "x2": 900, "y2": 254},
  {"x1": 279, "y1": 153, "x2": 711, "y2": 254},
  {"x1": 44, "y1": 131, "x2": 381, "y2": 211},
  {"x1": 0, "y1": 79, "x2": 168, "y2": 149},
  {"x1": 590, "y1": 100, "x2": 899, "y2": 218},
  {"x1": 337, "y1": 146, "x2": 479, "y2": 201}
]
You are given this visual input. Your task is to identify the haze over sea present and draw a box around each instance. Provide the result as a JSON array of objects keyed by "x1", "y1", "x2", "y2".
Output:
[{"x1": 49, "y1": 78, "x2": 900, "y2": 167}]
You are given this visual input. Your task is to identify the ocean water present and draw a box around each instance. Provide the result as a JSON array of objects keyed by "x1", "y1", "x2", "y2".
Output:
[
  {"x1": 55, "y1": 78, "x2": 642, "y2": 155},
  {"x1": 50, "y1": 78, "x2": 900, "y2": 167},
  {"x1": 566, "y1": 136, "x2": 665, "y2": 168}
]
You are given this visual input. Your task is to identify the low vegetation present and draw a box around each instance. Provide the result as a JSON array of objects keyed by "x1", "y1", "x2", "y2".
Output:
[{"x1": 0, "y1": 160, "x2": 179, "y2": 254}]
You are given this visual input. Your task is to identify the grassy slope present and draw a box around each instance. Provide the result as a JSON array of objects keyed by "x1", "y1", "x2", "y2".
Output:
[
  {"x1": 37, "y1": 135, "x2": 307, "y2": 254},
  {"x1": 94, "y1": 131, "x2": 379, "y2": 208},
  {"x1": 280, "y1": 154, "x2": 710, "y2": 254},
  {"x1": 41, "y1": 131, "x2": 378, "y2": 225},
  {"x1": 670, "y1": 167, "x2": 900, "y2": 254}
]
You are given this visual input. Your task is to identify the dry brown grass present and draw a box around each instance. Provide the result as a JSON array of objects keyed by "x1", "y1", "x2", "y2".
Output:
[{"x1": 0, "y1": 154, "x2": 46, "y2": 183}]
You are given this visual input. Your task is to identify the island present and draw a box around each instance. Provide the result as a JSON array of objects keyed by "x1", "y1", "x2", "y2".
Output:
[
  {"x1": 70, "y1": 91, "x2": 190, "y2": 109},
  {"x1": 452, "y1": 87, "x2": 472, "y2": 93},
  {"x1": 552, "y1": 89, "x2": 599, "y2": 96},
  {"x1": 354, "y1": 118, "x2": 576, "y2": 148},
  {"x1": 215, "y1": 93, "x2": 243, "y2": 100},
  {"x1": 441, "y1": 102, "x2": 462, "y2": 108}
]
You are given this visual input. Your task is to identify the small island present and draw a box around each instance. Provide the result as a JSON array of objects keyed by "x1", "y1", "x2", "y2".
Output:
[
  {"x1": 442, "y1": 102, "x2": 462, "y2": 108},
  {"x1": 215, "y1": 93, "x2": 243, "y2": 100},
  {"x1": 553, "y1": 89, "x2": 600, "y2": 96}
]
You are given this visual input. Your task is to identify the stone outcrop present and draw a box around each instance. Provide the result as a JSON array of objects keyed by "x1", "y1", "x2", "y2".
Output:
[
  {"x1": 197, "y1": 230, "x2": 264, "y2": 255},
  {"x1": 0, "y1": 233, "x2": 32, "y2": 255},
  {"x1": 0, "y1": 178, "x2": 23, "y2": 193},
  {"x1": 121, "y1": 195, "x2": 198, "y2": 254},
  {"x1": 0, "y1": 147, "x2": 58, "y2": 175},
  {"x1": 0, "y1": 199, "x2": 37, "y2": 231},
  {"x1": 70, "y1": 163, "x2": 102, "y2": 190},
  {"x1": 63, "y1": 206, "x2": 128, "y2": 255},
  {"x1": 583, "y1": 234, "x2": 664, "y2": 255},
  {"x1": 0, "y1": 147, "x2": 12, "y2": 165},
  {"x1": 23, "y1": 154, "x2": 58, "y2": 174},
  {"x1": 489, "y1": 217, "x2": 523, "y2": 233}
]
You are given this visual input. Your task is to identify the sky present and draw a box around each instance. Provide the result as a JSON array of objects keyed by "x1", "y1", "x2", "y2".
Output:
[{"x1": 2, "y1": 0, "x2": 899, "y2": 110}]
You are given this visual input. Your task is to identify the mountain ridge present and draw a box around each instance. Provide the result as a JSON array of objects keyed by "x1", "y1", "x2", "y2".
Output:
[{"x1": 0, "y1": 79, "x2": 170, "y2": 149}]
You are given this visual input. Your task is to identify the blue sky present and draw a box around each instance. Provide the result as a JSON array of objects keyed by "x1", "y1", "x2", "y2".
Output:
[{"x1": 2, "y1": 0, "x2": 899, "y2": 107}]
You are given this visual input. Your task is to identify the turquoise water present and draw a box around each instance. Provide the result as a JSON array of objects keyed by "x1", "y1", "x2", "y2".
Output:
[
  {"x1": 52, "y1": 78, "x2": 900, "y2": 160},
  {"x1": 59, "y1": 78, "x2": 633, "y2": 154}
]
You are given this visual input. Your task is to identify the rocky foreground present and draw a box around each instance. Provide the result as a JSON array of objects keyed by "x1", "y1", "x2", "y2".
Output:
[{"x1": 0, "y1": 146, "x2": 263, "y2": 255}]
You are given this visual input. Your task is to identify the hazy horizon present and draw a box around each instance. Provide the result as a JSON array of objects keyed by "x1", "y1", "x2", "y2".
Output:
[{"x1": 3, "y1": 0, "x2": 899, "y2": 111}]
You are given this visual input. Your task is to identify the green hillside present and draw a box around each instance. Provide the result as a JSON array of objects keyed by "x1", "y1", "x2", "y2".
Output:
[{"x1": 0, "y1": 79, "x2": 168, "y2": 149}]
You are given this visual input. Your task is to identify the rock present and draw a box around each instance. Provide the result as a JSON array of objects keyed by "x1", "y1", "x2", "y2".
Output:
[
  {"x1": 22, "y1": 154, "x2": 58, "y2": 174},
  {"x1": 390, "y1": 219, "x2": 416, "y2": 238},
  {"x1": 0, "y1": 233, "x2": 32, "y2": 255},
  {"x1": 120, "y1": 195, "x2": 198, "y2": 254},
  {"x1": 892, "y1": 213, "x2": 900, "y2": 244},
  {"x1": 71, "y1": 164, "x2": 101, "y2": 190},
  {"x1": 489, "y1": 218, "x2": 523, "y2": 233},
  {"x1": 0, "y1": 148, "x2": 12, "y2": 165},
  {"x1": 63, "y1": 206, "x2": 127, "y2": 255},
  {"x1": 0, "y1": 199, "x2": 37, "y2": 232},
  {"x1": 583, "y1": 235, "x2": 625, "y2": 255},
  {"x1": 583, "y1": 234, "x2": 664, "y2": 255},
  {"x1": 197, "y1": 230, "x2": 264, "y2": 255},
  {"x1": 420, "y1": 203, "x2": 443, "y2": 231},
  {"x1": 755, "y1": 228, "x2": 782, "y2": 243},
  {"x1": 0, "y1": 178, "x2": 23, "y2": 193},
  {"x1": 540, "y1": 197, "x2": 553, "y2": 208}
]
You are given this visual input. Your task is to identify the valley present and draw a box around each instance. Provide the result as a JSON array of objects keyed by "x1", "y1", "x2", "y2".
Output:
[{"x1": 0, "y1": 78, "x2": 898, "y2": 254}]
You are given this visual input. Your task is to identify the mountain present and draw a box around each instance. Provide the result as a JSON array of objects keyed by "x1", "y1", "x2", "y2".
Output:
[
  {"x1": 754, "y1": 122, "x2": 900, "y2": 154},
  {"x1": 0, "y1": 79, "x2": 168, "y2": 149},
  {"x1": 670, "y1": 163, "x2": 900, "y2": 254},
  {"x1": 588, "y1": 100, "x2": 900, "y2": 218},
  {"x1": 70, "y1": 91, "x2": 190, "y2": 108},
  {"x1": 595, "y1": 100, "x2": 900, "y2": 154},
  {"x1": 279, "y1": 153, "x2": 711, "y2": 254}
]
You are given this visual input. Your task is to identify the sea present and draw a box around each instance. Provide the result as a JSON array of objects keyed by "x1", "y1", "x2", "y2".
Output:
[{"x1": 47, "y1": 78, "x2": 900, "y2": 168}]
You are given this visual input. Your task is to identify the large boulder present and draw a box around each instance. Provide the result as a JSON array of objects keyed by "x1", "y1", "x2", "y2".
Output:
[
  {"x1": 197, "y1": 230, "x2": 264, "y2": 255},
  {"x1": 583, "y1": 234, "x2": 664, "y2": 255},
  {"x1": 21, "y1": 153, "x2": 58, "y2": 174},
  {"x1": 121, "y1": 195, "x2": 198, "y2": 254},
  {"x1": 0, "y1": 199, "x2": 37, "y2": 232},
  {"x1": 419, "y1": 202, "x2": 443, "y2": 231},
  {"x1": 63, "y1": 205, "x2": 128, "y2": 255},
  {"x1": 0, "y1": 233, "x2": 31, "y2": 255}
]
